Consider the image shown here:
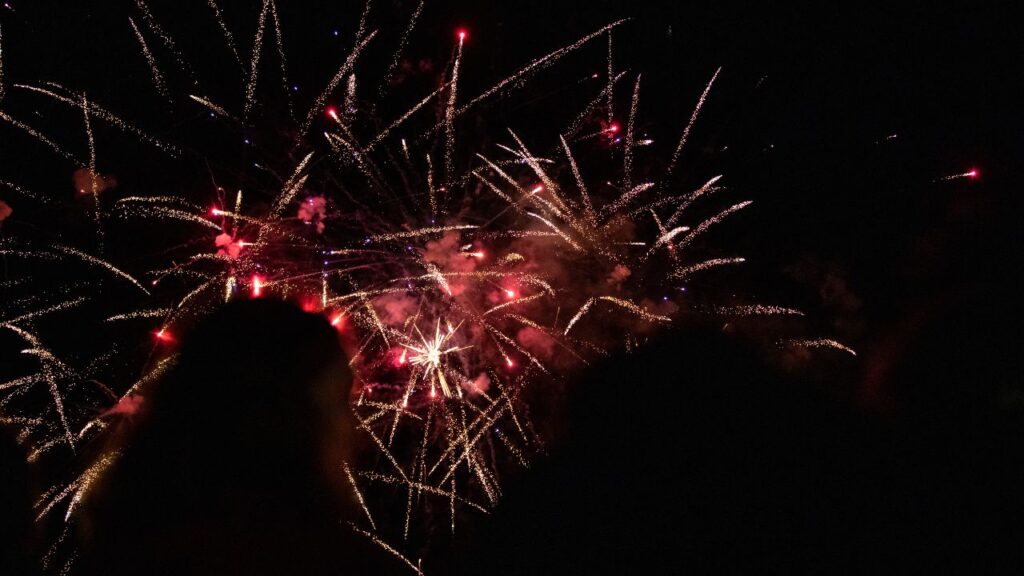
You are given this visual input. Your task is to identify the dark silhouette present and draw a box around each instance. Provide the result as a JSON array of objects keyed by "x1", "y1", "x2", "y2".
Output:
[
  {"x1": 436, "y1": 324, "x2": 1024, "y2": 573},
  {"x1": 1, "y1": 424, "x2": 39, "y2": 575},
  {"x1": 73, "y1": 300, "x2": 409, "y2": 575}
]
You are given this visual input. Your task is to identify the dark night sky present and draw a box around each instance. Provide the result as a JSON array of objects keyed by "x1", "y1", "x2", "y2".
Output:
[{"x1": 2, "y1": 1, "x2": 1020, "y2": 415}]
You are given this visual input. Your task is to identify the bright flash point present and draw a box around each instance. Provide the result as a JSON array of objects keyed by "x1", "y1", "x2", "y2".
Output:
[
  {"x1": 405, "y1": 321, "x2": 472, "y2": 398},
  {"x1": 251, "y1": 275, "x2": 264, "y2": 297}
]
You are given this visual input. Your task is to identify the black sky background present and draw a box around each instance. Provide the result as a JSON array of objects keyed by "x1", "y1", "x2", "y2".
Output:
[{"x1": 2, "y1": 0, "x2": 1021, "y2": 422}]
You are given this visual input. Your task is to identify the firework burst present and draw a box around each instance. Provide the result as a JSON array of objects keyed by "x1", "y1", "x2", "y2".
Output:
[{"x1": 0, "y1": 2, "x2": 847, "y2": 569}]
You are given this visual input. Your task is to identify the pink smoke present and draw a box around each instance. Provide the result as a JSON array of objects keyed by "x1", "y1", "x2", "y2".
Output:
[
  {"x1": 375, "y1": 291, "x2": 419, "y2": 326},
  {"x1": 462, "y1": 372, "x2": 491, "y2": 395},
  {"x1": 72, "y1": 168, "x2": 117, "y2": 194},
  {"x1": 423, "y1": 231, "x2": 478, "y2": 296},
  {"x1": 214, "y1": 233, "x2": 244, "y2": 259},
  {"x1": 298, "y1": 196, "x2": 327, "y2": 234},
  {"x1": 103, "y1": 394, "x2": 144, "y2": 418},
  {"x1": 516, "y1": 326, "x2": 556, "y2": 359},
  {"x1": 607, "y1": 264, "x2": 632, "y2": 288}
]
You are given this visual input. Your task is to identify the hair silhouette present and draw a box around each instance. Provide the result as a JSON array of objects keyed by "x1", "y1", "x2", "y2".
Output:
[
  {"x1": 2, "y1": 423, "x2": 39, "y2": 575},
  {"x1": 74, "y1": 299, "x2": 408, "y2": 575}
]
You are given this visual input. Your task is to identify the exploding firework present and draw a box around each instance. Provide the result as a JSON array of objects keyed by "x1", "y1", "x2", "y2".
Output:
[{"x1": 0, "y1": 1, "x2": 845, "y2": 569}]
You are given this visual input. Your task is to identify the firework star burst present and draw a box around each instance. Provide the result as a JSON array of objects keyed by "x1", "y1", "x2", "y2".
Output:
[{"x1": 0, "y1": 1, "x2": 847, "y2": 568}]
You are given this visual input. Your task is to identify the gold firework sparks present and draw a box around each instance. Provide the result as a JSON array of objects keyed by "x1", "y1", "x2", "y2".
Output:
[{"x1": 0, "y1": 6, "x2": 849, "y2": 568}]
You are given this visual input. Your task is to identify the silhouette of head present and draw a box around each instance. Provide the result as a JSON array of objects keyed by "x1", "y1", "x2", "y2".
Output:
[
  {"x1": 139, "y1": 298, "x2": 353, "y2": 483},
  {"x1": 437, "y1": 325, "x2": 906, "y2": 573},
  {"x1": 74, "y1": 299, "x2": 372, "y2": 575}
]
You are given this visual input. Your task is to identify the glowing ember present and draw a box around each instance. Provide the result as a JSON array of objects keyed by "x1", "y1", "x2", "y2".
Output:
[{"x1": 251, "y1": 275, "x2": 264, "y2": 298}]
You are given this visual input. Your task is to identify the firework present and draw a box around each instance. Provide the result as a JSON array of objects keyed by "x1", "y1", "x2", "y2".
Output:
[
  {"x1": 936, "y1": 168, "x2": 979, "y2": 181},
  {"x1": 0, "y1": 2, "x2": 842, "y2": 569}
]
